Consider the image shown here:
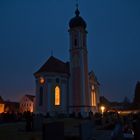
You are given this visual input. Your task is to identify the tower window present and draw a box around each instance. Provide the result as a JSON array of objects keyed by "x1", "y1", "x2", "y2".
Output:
[
  {"x1": 56, "y1": 78, "x2": 60, "y2": 83},
  {"x1": 39, "y1": 87, "x2": 43, "y2": 106},
  {"x1": 55, "y1": 86, "x2": 60, "y2": 106},
  {"x1": 74, "y1": 39, "x2": 77, "y2": 46}
]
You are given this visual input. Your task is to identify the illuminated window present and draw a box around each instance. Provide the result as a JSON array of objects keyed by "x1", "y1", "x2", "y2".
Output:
[
  {"x1": 93, "y1": 92, "x2": 96, "y2": 106},
  {"x1": 39, "y1": 87, "x2": 43, "y2": 106},
  {"x1": 55, "y1": 86, "x2": 60, "y2": 106},
  {"x1": 91, "y1": 91, "x2": 96, "y2": 106}
]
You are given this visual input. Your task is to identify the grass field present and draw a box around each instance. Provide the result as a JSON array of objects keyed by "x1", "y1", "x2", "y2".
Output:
[
  {"x1": 0, "y1": 119, "x2": 111, "y2": 140},
  {"x1": 0, "y1": 118, "x2": 81, "y2": 140},
  {"x1": 0, "y1": 122, "x2": 42, "y2": 140}
]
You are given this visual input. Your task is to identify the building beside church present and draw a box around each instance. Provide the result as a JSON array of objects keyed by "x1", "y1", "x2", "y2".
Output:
[
  {"x1": 19, "y1": 95, "x2": 35, "y2": 113},
  {"x1": 34, "y1": 7, "x2": 100, "y2": 116},
  {"x1": 0, "y1": 96, "x2": 4, "y2": 113},
  {"x1": 4, "y1": 101, "x2": 19, "y2": 113}
]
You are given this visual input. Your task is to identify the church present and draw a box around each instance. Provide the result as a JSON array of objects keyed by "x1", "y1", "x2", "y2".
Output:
[{"x1": 34, "y1": 7, "x2": 100, "y2": 116}]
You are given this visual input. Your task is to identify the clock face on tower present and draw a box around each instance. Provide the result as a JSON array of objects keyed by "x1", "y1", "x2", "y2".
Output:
[{"x1": 39, "y1": 77, "x2": 45, "y2": 84}]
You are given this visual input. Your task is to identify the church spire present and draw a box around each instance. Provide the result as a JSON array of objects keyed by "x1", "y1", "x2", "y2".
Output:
[
  {"x1": 75, "y1": 0, "x2": 80, "y2": 16},
  {"x1": 69, "y1": 0, "x2": 86, "y2": 29},
  {"x1": 76, "y1": 0, "x2": 78, "y2": 8}
]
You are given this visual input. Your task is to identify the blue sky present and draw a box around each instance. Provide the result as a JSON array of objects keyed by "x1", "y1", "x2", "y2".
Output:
[{"x1": 0, "y1": 0, "x2": 140, "y2": 102}]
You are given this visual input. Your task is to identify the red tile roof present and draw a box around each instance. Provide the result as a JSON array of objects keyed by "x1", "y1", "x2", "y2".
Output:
[{"x1": 34, "y1": 56, "x2": 70, "y2": 76}]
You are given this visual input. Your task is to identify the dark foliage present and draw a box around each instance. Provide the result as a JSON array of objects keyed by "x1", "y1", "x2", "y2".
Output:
[{"x1": 133, "y1": 81, "x2": 140, "y2": 108}]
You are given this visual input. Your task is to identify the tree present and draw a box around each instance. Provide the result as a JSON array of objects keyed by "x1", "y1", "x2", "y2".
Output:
[
  {"x1": 123, "y1": 96, "x2": 131, "y2": 109},
  {"x1": 133, "y1": 81, "x2": 140, "y2": 109},
  {"x1": 123, "y1": 96, "x2": 130, "y2": 104},
  {"x1": 99, "y1": 96, "x2": 110, "y2": 108}
]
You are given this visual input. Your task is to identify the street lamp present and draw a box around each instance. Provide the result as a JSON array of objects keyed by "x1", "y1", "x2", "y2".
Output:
[{"x1": 100, "y1": 105, "x2": 105, "y2": 114}]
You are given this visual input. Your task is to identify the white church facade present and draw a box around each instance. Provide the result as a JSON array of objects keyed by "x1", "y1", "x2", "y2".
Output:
[{"x1": 34, "y1": 7, "x2": 100, "y2": 116}]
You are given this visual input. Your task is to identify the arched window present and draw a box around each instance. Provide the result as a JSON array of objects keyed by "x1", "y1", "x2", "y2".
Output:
[
  {"x1": 91, "y1": 91, "x2": 96, "y2": 107},
  {"x1": 39, "y1": 87, "x2": 43, "y2": 106},
  {"x1": 55, "y1": 86, "x2": 60, "y2": 106}
]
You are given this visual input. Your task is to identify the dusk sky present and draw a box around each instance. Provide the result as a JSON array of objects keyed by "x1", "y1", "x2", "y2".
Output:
[{"x1": 0, "y1": 0, "x2": 140, "y2": 102}]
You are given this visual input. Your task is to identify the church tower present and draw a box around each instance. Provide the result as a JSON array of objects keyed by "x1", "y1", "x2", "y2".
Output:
[{"x1": 69, "y1": 7, "x2": 89, "y2": 115}]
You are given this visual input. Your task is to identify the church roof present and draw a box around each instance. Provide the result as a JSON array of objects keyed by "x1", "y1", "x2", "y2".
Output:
[
  {"x1": 25, "y1": 95, "x2": 35, "y2": 102},
  {"x1": 89, "y1": 70, "x2": 100, "y2": 85},
  {"x1": 34, "y1": 56, "x2": 70, "y2": 76}
]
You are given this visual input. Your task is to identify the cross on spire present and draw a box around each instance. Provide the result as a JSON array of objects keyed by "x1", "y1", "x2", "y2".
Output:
[
  {"x1": 75, "y1": 0, "x2": 80, "y2": 16},
  {"x1": 76, "y1": 0, "x2": 79, "y2": 9}
]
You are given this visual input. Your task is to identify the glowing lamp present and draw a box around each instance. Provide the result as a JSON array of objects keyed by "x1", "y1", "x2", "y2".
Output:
[
  {"x1": 39, "y1": 77, "x2": 45, "y2": 84},
  {"x1": 100, "y1": 105, "x2": 105, "y2": 114}
]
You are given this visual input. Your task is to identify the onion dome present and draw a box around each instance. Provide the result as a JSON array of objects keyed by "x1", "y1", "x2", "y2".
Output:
[{"x1": 69, "y1": 8, "x2": 87, "y2": 29}]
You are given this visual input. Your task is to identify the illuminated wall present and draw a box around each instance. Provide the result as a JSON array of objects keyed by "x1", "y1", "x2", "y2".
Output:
[
  {"x1": 0, "y1": 104, "x2": 4, "y2": 113},
  {"x1": 20, "y1": 96, "x2": 35, "y2": 113}
]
